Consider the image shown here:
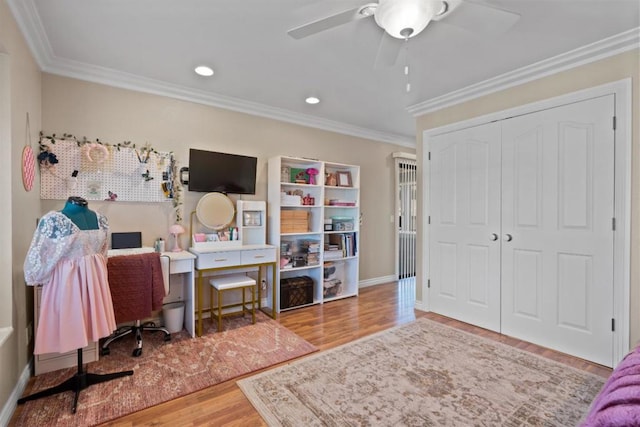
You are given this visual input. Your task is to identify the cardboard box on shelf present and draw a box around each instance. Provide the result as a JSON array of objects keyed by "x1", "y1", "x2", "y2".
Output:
[{"x1": 281, "y1": 210, "x2": 309, "y2": 233}]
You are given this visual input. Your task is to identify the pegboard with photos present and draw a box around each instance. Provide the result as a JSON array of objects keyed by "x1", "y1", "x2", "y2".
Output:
[{"x1": 39, "y1": 137, "x2": 176, "y2": 203}]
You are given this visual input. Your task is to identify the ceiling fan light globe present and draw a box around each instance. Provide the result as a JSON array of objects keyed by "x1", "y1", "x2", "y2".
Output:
[{"x1": 374, "y1": 0, "x2": 443, "y2": 39}]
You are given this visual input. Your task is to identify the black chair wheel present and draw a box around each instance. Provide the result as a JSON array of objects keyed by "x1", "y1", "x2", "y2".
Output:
[
  {"x1": 132, "y1": 348, "x2": 142, "y2": 357},
  {"x1": 163, "y1": 333, "x2": 171, "y2": 342},
  {"x1": 100, "y1": 347, "x2": 110, "y2": 356}
]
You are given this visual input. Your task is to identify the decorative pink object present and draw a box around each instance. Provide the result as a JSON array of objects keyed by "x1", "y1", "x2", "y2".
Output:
[
  {"x1": 169, "y1": 224, "x2": 186, "y2": 252},
  {"x1": 22, "y1": 113, "x2": 35, "y2": 191},
  {"x1": 306, "y1": 168, "x2": 319, "y2": 185},
  {"x1": 22, "y1": 146, "x2": 35, "y2": 191}
]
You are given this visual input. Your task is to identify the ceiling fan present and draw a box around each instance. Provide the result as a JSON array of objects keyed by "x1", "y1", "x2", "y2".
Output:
[{"x1": 288, "y1": 0, "x2": 520, "y2": 67}]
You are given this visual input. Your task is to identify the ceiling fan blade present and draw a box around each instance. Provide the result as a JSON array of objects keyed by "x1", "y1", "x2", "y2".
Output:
[
  {"x1": 373, "y1": 32, "x2": 402, "y2": 68},
  {"x1": 442, "y1": 1, "x2": 520, "y2": 37},
  {"x1": 287, "y1": 7, "x2": 369, "y2": 39}
]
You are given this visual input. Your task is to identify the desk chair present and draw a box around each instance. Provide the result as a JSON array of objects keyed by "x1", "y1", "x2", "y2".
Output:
[
  {"x1": 103, "y1": 250, "x2": 171, "y2": 357},
  {"x1": 209, "y1": 274, "x2": 257, "y2": 332}
]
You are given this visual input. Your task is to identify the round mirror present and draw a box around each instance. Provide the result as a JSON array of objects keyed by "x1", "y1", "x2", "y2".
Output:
[{"x1": 195, "y1": 192, "x2": 235, "y2": 230}]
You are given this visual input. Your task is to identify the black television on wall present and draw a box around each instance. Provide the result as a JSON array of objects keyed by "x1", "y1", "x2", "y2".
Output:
[{"x1": 188, "y1": 149, "x2": 257, "y2": 194}]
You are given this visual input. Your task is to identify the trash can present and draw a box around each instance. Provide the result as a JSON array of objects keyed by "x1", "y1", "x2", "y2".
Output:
[{"x1": 163, "y1": 302, "x2": 185, "y2": 333}]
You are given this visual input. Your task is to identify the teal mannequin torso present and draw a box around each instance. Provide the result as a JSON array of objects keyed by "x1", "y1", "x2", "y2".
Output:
[{"x1": 60, "y1": 197, "x2": 98, "y2": 230}]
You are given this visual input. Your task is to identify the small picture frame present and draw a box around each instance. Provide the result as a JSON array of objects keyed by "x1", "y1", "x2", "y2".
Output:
[
  {"x1": 243, "y1": 211, "x2": 262, "y2": 227},
  {"x1": 336, "y1": 171, "x2": 352, "y2": 187},
  {"x1": 325, "y1": 173, "x2": 337, "y2": 186},
  {"x1": 280, "y1": 166, "x2": 291, "y2": 183}
]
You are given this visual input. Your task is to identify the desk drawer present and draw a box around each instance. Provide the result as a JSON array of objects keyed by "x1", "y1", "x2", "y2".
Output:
[
  {"x1": 195, "y1": 251, "x2": 241, "y2": 269},
  {"x1": 241, "y1": 248, "x2": 276, "y2": 265},
  {"x1": 170, "y1": 258, "x2": 193, "y2": 274}
]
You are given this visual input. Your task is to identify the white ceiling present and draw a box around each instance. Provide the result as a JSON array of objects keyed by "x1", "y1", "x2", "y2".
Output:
[{"x1": 8, "y1": 0, "x2": 640, "y2": 146}]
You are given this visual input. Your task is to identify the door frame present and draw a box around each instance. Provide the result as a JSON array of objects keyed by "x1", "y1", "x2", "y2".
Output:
[
  {"x1": 420, "y1": 79, "x2": 631, "y2": 365},
  {"x1": 393, "y1": 152, "x2": 417, "y2": 280}
]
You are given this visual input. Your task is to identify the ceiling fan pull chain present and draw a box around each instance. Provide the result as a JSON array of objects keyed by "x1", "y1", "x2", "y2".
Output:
[{"x1": 404, "y1": 38, "x2": 411, "y2": 93}]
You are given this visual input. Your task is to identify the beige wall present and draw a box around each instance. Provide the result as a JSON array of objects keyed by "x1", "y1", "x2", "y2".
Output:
[
  {"x1": 0, "y1": 0, "x2": 42, "y2": 415},
  {"x1": 415, "y1": 50, "x2": 640, "y2": 344},
  {"x1": 40, "y1": 74, "x2": 409, "y2": 282}
]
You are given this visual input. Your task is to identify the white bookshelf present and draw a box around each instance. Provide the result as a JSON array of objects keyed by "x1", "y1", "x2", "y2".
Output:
[{"x1": 268, "y1": 156, "x2": 360, "y2": 312}]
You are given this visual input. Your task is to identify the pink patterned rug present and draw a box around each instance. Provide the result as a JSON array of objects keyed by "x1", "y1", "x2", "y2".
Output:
[{"x1": 15, "y1": 312, "x2": 317, "y2": 426}]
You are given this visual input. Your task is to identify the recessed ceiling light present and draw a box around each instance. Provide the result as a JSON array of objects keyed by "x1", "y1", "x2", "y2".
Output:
[
  {"x1": 194, "y1": 65, "x2": 214, "y2": 77},
  {"x1": 305, "y1": 96, "x2": 320, "y2": 105}
]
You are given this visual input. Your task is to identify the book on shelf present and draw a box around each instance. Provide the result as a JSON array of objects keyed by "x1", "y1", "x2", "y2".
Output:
[
  {"x1": 307, "y1": 252, "x2": 320, "y2": 265},
  {"x1": 326, "y1": 233, "x2": 357, "y2": 258},
  {"x1": 327, "y1": 200, "x2": 356, "y2": 206},
  {"x1": 323, "y1": 250, "x2": 343, "y2": 260},
  {"x1": 301, "y1": 240, "x2": 321, "y2": 253}
]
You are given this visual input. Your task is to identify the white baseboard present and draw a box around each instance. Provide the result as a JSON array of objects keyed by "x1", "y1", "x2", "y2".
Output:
[
  {"x1": 414, "y1": 300, "x2": 428, "y2": 312},
  {"x1": 1, "y1": 360, "x2": 31, "y2": 426},
  {"x1": 359, "y1": 275, "x2": 396, "y2": 288}
]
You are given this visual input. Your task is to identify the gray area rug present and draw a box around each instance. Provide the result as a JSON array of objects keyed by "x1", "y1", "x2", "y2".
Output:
[{"x1": 238, "y1": 318, "x2": 606, "y2": 426}]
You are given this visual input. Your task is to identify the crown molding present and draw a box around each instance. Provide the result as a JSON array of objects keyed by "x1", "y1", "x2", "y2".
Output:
[
  {"x1": 44, "y1": 57, "x2": 416, "y2": 147},
  {"x1": 7, "y1": 0, "x2": 415, "y2": 148},
  {"x1": 407, "y1": 27, "x2": 640, "y2": 117}
]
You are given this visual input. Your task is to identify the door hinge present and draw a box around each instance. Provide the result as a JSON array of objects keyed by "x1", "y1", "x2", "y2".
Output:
[
  {"x1": 612, "y1": 217, "x2": 616, "y2": 231},
  {"x1": 612, "y1": 318, "x2": 615, "y2": 332},
  {"x1": 427, "y1": 279, "x2": 431, "y2": 289},
  {"x1": 428, "y1": 216, "x2": 431, "y2": 224},
  {"x1": 613, "y1": 116, "x2": 617, "y2": 130},
  {"x1": 428, "y1": 152, "x2": 431, "y2": 161}
]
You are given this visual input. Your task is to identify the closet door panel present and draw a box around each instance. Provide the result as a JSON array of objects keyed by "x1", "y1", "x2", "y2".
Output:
[
  {"x1": 438, "y1": 242, "x2": 458, "y2": 298},
  {"x1": 512, "y1": 127, "x2": 542, "y2": 229},
  {"x1": 512, "y1": 248, "x2": 542, "y2": 319},
  {"x1": 559, "y1": 123, "x2": 592, "y2": 230},
  {"x1": 468, "y1": 244, "x2": 490, "y2": 306},
  {"x1": 429, "y1": 122, "x2": 501, "y2": 332},
  {"x1": 501, "y1": 95, "x2": 614, "y2": 367},
  {"x1": 557, "y1": 253, "x2": 592, "y2": 331}
]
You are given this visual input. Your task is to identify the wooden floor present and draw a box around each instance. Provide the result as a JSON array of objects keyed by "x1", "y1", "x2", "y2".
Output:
[{"x1": 12, "y1": 281, "x2": 611, "y2": 426}]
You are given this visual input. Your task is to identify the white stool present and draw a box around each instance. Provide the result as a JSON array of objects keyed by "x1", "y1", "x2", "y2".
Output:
[{"x1": 209, "y1": 274, "x2": 257, "y2": 332}]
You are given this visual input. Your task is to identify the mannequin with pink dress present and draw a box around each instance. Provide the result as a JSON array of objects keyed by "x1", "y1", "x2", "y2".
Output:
[{"x1": 18, "y1": 196, "x2": 133, "y2": 413}]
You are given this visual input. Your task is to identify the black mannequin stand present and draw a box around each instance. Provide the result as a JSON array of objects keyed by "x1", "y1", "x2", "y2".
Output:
[{"x1": 18, "y1": 349, "x2": 133, "y2": 413}]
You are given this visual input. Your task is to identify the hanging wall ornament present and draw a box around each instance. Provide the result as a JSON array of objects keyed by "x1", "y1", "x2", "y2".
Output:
[{"x1": 22, "y1": 113, "x2": 35, "y2": 191}]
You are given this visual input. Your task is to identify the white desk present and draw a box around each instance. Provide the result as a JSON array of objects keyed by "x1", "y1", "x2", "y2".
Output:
[
  {"x1": 162, "y1": 250, "x2": 196, "y2": 337},
  {"x1": 189, "y1": 244, "x2": 277, "y2": 337}
]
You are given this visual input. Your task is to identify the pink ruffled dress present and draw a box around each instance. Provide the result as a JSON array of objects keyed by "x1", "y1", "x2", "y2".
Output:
[{"x1": 24, "y1": 211, "x2": 117, "y2": 355}]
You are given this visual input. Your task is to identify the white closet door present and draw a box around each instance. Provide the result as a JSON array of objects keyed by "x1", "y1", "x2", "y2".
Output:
[
  {"x1": 501, "y1": 95, "x2": 614, "y2": 366},
  {"x1": 429, "y1": 122, "x2": 502, "y2": 332}
]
